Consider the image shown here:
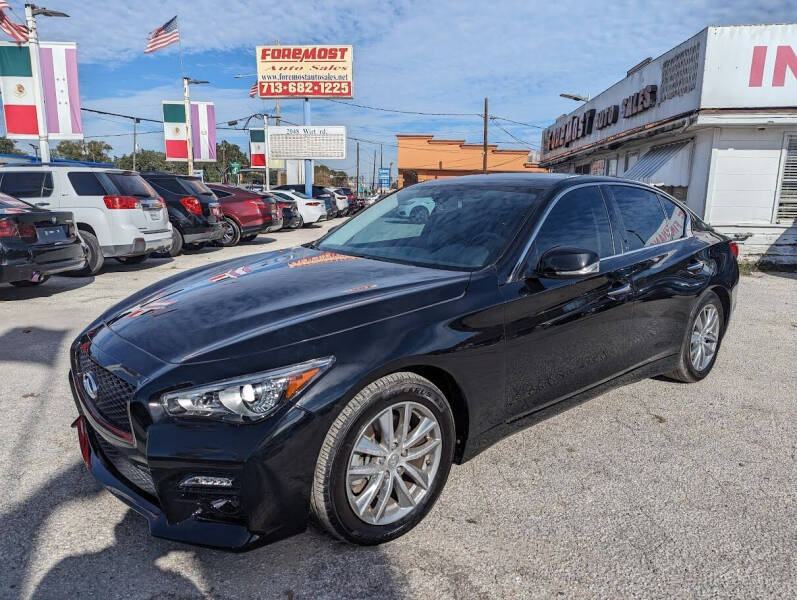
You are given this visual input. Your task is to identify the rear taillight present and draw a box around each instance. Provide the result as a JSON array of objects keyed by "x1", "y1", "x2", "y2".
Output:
[
  {"x1": 154, "y1": 196, "x2": 166, "y2": 209},
  {"x1": 248, "y1": 200, "x2": 266, "y2": 210},
  {"x1": 210, "y1": 203, "x2": 223, "y2": 218},
  {"x1": 103, "y1": 195, "x2": 141, "y2": 209},
  {"x1": 306, "y1": 201, "x2": 321, "y2": 206},
  {"x1": 729, "y1": 241, "x2": 739, "y2": 258},
  {"x1": 0, "y1": 217, "x2": 35, "y2": 241},
  {"x1": 180, "y1": 196, "x2": 203, "y2": 215}
]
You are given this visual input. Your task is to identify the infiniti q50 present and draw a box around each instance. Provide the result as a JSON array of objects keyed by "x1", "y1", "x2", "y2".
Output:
[{"x1": 69, "y1": 174, "x2": 738, "y2": 550}]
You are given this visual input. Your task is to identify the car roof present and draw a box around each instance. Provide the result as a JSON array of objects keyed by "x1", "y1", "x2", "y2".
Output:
[
  {"x1": 407, "y1": 172, "x2": 662, "y2": 193},
  {"x1": 140, "y1": 170, "x2": 199, "y2": 180},
  {"x1": 0, "y1": 164, "x2": 132, "y2": 173}
]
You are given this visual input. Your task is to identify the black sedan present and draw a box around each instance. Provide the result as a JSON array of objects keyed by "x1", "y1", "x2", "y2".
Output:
[
  {"x1": 69, "y1": 174, "x2": 738, "y2": 550},
  {"x1": 1, "y1": 194, "x2": 86, "y2": 287}
]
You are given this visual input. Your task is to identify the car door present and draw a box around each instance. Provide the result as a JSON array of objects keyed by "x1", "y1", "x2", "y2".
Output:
[
  {"x1": 603, "y1": 184, "x2": 712, "y2": 366},
  {"x1": 500, "y1": 184, "x2": 637, "y2": 421}
]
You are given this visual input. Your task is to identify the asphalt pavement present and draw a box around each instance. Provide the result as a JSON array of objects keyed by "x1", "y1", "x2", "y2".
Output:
[{"x1": 0, "y1": 221, "x2": 794, "y2": 600}]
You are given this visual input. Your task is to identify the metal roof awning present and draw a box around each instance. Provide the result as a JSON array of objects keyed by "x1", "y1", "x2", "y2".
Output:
[{"x1": 623, "y1": 140, "x2": 693, "y2": 186}]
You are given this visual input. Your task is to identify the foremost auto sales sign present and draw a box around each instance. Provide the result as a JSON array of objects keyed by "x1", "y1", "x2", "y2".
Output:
[{"x1": 255, "y1": 45, "x2": 353, "y2": 98}]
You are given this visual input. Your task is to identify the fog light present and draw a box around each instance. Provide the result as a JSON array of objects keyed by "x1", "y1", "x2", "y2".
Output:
[{"x1": 180, "y1": 475, "x2": 234, "y2": 488}]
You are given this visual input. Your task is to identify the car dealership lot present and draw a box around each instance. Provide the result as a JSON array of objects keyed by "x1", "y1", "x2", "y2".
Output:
[{"x1": 0, "y1": 223, "x2": 794, "y2": 600}]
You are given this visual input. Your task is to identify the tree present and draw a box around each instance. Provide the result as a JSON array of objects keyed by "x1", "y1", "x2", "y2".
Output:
[
  {"x1": 115, "y1": 149, "x2": 178, "y2": 173},
  {"x1": 214, "y1": 140, "x2": 250, "y2": 183},
  {"x1": 0, "y1": 137, "x2": 23, "y2": 155},
  {"x1": 54, "y1": 140, "x2": 113, "y2": 163},
  {"x1": 315, "y1": 164, "x2": 349, "y2": 187}
]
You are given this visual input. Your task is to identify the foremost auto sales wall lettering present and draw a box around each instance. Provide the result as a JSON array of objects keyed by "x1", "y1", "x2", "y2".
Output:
[
  {"x1": 544, "y1": 84, "x2": 659, "y2": 153},
  {"x1": 544, "y1": 109, "x2": 596, "y2": 151}
]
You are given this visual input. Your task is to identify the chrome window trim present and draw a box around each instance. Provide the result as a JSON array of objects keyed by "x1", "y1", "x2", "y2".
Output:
[{"x1": 508, "y1": 180, "x2": 694, "y2": 283}]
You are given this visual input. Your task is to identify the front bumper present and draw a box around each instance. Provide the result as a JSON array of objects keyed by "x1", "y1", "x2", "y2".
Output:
[{"x1": 69, "y1": 358, "x2": 323, "y2": 551}]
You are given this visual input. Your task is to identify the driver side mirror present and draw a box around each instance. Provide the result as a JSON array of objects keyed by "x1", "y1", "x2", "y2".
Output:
[{"x1": 536, "y1": 247, "x2": 600, "y2": 278}]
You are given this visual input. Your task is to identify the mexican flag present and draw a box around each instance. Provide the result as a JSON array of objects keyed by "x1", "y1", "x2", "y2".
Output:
[
  {"x1": 0, "y1": 42, "x2": 83, "y2": 140},
  {"x1": 250, "y1": 128, "x2": 266, "y2": 168},
  {"x1": 162, "y1": 101, "x2": 216, "y2": 162}
]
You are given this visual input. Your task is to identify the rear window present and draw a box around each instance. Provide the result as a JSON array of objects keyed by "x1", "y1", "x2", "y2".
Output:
[
  {"x1": 0, "y1": 171, "x2": 54, "y2": 198},
  {"x1": 179, "y1": 178, "x2": 214, "y2": 197},
  {"x1": 148, "y1": 177, "x2": 185, "y2": 195},
  {"x1": 105, "y1": 173, "x2": 156, "y2": 197},
  {"x1": 658, "y1": 196, "x2": 687, "y2": 241},
  {"x1": 209, "y1": 187, "x2": 233, "y2": 198},
  {"x1": 68, "y1": 172, "x2": 108, "y2": 196}
]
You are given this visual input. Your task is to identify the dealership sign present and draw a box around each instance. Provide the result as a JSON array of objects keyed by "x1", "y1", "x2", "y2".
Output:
[
  {"x1": 540, "y1": 24, "x2": 797, "y2": 163},
  {"x1": 255, "y1": 45, "x2": 353, "y2": 99},
  {"x1": 267, "y1": 125, "x2": 346, "y2": 160}
]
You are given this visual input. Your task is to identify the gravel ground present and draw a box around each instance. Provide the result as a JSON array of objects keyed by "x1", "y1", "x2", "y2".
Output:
[{"x1": 0, "y1": 222, "x2": 794, "y2": 600}]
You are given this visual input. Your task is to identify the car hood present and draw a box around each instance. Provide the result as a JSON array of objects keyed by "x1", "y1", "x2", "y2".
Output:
[{"x1": 102, "y1": 247, "x2": 470, "y2": 364}]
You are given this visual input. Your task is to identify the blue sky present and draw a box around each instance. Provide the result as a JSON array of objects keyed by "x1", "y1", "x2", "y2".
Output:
[{"x1": 5, "y1": 0, "x2": 794, "y2": 174}]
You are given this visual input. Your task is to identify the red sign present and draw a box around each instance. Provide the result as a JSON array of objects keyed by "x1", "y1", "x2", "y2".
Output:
[{"x1": 256, "y1": 45, "x2": 354, "y2": 99}]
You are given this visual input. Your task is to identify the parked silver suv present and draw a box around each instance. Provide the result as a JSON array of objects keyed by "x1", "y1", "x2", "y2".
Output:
[{"x1": 0, "y1": 165, "x2": 172, "y2": 274}]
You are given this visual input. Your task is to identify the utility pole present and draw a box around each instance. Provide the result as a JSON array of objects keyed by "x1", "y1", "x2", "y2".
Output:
[
  {"x1": 482, "y1": 97, "x2": 488, "y2": 174},
  {"x1": 380, "y1": 144, "x2": 383, "y2": 169},
  {"x1": 372, "y1": 150, "x2": 376, "y2": 192},
  {"x1": 355, "y1": 141, "x2": 360, "y2": 197},
  {"x1": 274, "y1": 39, "x2": 281, "y2": 186},
  {"x1": 183, "y1": 76, "x2": 194, "y2": 175},
  {"x1": 132, "y1": 118, "x2": 139, "y2": 171},
  {"x1": 25, "y1": 4, "x2": 49, "y2": 163},
  {"x1": 263, "y1": 112, "x2": 271, "y2": 191}
]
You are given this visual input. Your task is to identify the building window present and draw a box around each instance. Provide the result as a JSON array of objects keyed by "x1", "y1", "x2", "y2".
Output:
[
  {"x1": 608, "y1": 157, "x2": 618, "y2": 177},
  {"x1": 777, "y1": 136, "x2": 797, "y2": 221},
  {"x1": 590, "y1": 159, "x2": 606, "y2": 175},
  {"x1": 625, "y1": 152, "x2": 638, "y2": 172},
  {"x1": 575, "y1": 163, "x2": 590, "y2": 174}
]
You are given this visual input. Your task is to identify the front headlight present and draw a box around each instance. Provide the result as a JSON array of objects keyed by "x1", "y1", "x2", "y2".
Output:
[{"x1": 161, "y1": 357, "x2": 334, "y2": 422}]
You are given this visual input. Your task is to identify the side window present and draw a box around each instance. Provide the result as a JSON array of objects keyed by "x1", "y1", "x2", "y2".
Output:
[
  {"x1": 68, "y1": 172, "x2": 108, "y2": 196},
  {"x1": 610, "y1": 186, "x2": 670, "y2": 251},
  {"x1": 657, "y1": 196, "x2": 687, "y2": 241},
  {"x1": 0, "y1": 171, "x2": 54, "y2": 198},
  {"x1": 528, "y1": 186, "x2": 614, "y2": 270},
  {"x1": 148, "y1": 178, "x2": 184, "y2": 195},
  {"x1": 211, "y1": 189, "x2": 232, "y2": 198}
]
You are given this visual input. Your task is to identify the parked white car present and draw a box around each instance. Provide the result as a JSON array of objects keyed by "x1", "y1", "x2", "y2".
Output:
[
  {"x1": 271, "y1": 189, "x2": 327, "y2": 226},
  {"x1": 324, "y1": 187, "x2": 349, "y2": 217},
  {"x1": 0, "y1": 165, "x2": 171, "y2": 274},
  {"x1": 396, "y1": 196, "x2": 435, "y2": 223}
]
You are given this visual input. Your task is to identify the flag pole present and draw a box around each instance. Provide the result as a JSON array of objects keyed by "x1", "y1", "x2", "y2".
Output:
[
  {"x1": 183, "y1": 76, "x2": 193, "y2": 176},
  {"x1": 24, "y1": 4, "x2": 49, "y2": 163}
]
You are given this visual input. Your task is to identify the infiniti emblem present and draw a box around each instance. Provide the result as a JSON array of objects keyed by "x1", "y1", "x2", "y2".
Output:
[{"x1": 82, "y1": 371, "x2": 98, "y2": 400}]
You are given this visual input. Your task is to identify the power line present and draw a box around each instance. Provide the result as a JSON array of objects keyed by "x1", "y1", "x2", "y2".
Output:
[
  {"x1": 490, "y1": 119, "x2": 540, "y2": 148},
  {"x1": 81, "y1": 107, "x2": 162, "y2": 124},
  {"x1": 323, "y1": 98, "x2": 481, "y2": 118},
  {"x1": 489, "y1": 115, "x2": 545, "y2": 130}
]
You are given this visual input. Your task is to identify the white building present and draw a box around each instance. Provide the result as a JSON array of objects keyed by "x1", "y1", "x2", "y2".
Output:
[{"x1": 539, "y1": 24, "x2": 797, "y2": 265}]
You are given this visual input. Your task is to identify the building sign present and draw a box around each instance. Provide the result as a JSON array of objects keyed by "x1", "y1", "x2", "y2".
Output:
[
  {"x1": 378, "y1": 167, "x2": 390, "y2": 188},
  {"x1": 622, "y1": 85, "x2": 657, "y2": 117},
  {"x1": 267, "y1": 125, "x2": 347, "y2": 160},
  {"x1": 544, "y1": 109, "x2": 595, "y2": 151},
  {"x1": 255, "y1": 45, "x2": 353, "y2": 99}
]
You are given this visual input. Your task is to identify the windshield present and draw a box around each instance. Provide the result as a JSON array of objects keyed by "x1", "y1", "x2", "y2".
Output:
[
  {"x1": 317, "y1": 182, "x2": 540, "y2": 270},
  {"x1": 106, "y1": 172, "x2": 156, "y2": 197}
]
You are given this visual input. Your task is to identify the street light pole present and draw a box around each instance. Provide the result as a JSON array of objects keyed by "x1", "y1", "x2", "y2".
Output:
[
  {"x1": 183, "y1": 76, "x2": 193, "y2": 175},
  {"x1": 25, "y1": 4, "x2": 49, "y2": 163}
]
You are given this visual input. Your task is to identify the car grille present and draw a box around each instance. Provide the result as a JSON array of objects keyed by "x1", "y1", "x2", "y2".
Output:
[
  {"x1": 77, "y1": 347, "x2": 134, "y2": 435},
  {"x1": 95, "y1": 434, "x2": 156, "y2": 496}
]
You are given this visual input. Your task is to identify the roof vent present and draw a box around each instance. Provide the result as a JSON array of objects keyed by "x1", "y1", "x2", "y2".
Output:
[{"x1": 626, "y1": 57, "x2": 652, "y2": 77}]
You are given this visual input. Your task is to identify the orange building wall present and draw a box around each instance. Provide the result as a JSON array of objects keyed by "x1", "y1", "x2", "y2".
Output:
[{"x1": 397, "y1": 134, "x2": 546, "y2": 187}]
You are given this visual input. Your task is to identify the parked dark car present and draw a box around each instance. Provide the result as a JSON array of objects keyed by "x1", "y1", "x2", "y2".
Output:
[
  {"x1": 274, "y1": 184, "x2": 336, "y2": 219},
  {"x1": 1, "y1": 193, "x2": 86, "y2": 286},
  {"x1": 205, "y1": 184, "x2": 280, "y2": 246},
  {"x1": 271, "y1": 194, "x2": 301, "y2": 230},
  {"x1": 140, "y1": 172, "x2": 224, "y2": 256},
  {"x1": 69, "y1": 174, "x2": 738, "y2": 551}
]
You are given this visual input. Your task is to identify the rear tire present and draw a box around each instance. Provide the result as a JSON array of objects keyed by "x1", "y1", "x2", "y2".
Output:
[
  {"x1": 219, "y1": 217, "x2": 241, "y2": 247},
  {"x1": 153, "y1": 228, "x2": 183, "y2": 258},
  {"x1": 72, "y1": 230, "x2": 103, "y2": 276},
  {"x1": 291, "y1": 215, "x2": 304, "y2": 229},
  {"x1": 10, "y1": 275, "x2": 49, "y2": 287},
  {"x1": 666, "y1": 291, "x2": 725, "y2": 383},
  {"x1": 311, "y1": 372, "x2": 455, "y2": 545}
]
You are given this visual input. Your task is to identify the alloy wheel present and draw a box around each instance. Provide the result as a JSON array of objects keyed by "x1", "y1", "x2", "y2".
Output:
[
  {"x1": 690, "y1": 304, "x2": 720, "y2": 371},
  {"x1": 346, "y1": 401, "x2": 442, "y2": 525}
]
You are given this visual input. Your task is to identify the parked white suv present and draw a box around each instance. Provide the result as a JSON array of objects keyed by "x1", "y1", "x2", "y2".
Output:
[
  {"x1": 0, "y1": 165, "x2": 171, "y2": 274},
  {"x1": 324, "y1": 187, "x2": 349, "y2": 217}
]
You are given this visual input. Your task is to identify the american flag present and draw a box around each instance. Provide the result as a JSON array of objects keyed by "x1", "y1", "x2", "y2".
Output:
[
  {"x1": 0, "y1": 2, "x2": 29, "y2": 43},
  {"x1": 249, "y1": 81, "x2": 258, "y2": 98},
  {"x1": 145, "y1": 16, "x2": 179, "y2": 53}
]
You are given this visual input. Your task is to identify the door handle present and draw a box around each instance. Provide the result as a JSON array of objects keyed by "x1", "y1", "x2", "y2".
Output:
[
  {"x1": 607, "y1": 282, "x2": 632, "y2": 299},
  {"x1": 686, "y1": 260, "x2": 705, "y2": 273},
  {"x1": 35, "y1": 202, "x2": 50, "y2": 207}
]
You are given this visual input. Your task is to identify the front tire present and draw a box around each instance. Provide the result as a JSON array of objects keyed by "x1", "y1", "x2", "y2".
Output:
[
  {"x1": 311, "y1": 372, "x2": 455, "y2": 545},
  {"x1": 667, "y1": 291, "x2": 725, "y2": 382}
]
